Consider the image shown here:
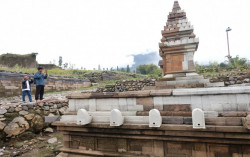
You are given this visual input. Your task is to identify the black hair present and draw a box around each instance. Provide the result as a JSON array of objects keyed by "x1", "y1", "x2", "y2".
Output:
[{"x1": 37, "y1": 66, "x2": 43, "y2": 70}]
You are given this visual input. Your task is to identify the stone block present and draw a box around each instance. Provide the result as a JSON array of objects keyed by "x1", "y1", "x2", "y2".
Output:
[
  {"x1": 89, "y1": 99, "x2": 96, "y2": 112},
  {"x1": 162, "y1": 96, "x2": 179, "y2": 104},
  {"x1": 118, "y1": 98, "x2": 128, "y2": 111},
  {"x1": 127, "y1": 105, "x2": 143, "y2": 111},
  {"x1": 183, "y1": 117, "x2": 192, "y2": 124},
  {"x1": 236, "y1": 94, "x2": 249, "y2": 104},
  {"x1": 162, "y1": 116, "x2": 183, "y2": 124},
  {"x1": 45, "y1": 115, "x2": 60, "y2": 123},
  {"x1": 237, "y1": 103, "x2": 248, "y2": 111},
  {"x1": 136, "y1": 97, "x2": 154, "y2": 111},
  {"x1": 126, "y1": 98, "x2": 136, "y2": 106},
  {"x1": 96, "y1": 99, "x2": 119, "y2": 111},
  {"x1": 75, "y1": 99, "x2": 89, "y2": 111},
  {"x1": 210, "y1": 103, "x2": 223, "y2": 111},
  {"x1": 163, "y1": 104, "x2": 191, "y2": 111},
  {"x1": 153, "y1": 97, "x2": 163, "y2": 111},
  {"x1": 124, "y1": 116, "x2": 149, "y2": 124},
  {"x1": 150, "y1": 89, "x2": 172, "y2": 96},
  {"x1": 201, "y1": 96, "x2": 211, "y2": 111},
  {"x1": 204, "y1": 111, "x2": 219, "y2": 117},
  {"x1": 218, "y1": 111, "x2": 247, "y2": 117},
  {"x1": 68, "y1": 99, "x2": 76, "y2": 112}
]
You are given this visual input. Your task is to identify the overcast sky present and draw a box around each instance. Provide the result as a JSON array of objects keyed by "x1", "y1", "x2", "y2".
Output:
[{"x1": 0, "y1": 0, "x2": 249, "y2": 69}]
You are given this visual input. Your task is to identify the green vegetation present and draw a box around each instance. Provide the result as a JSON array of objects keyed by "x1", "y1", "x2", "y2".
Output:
[
  {"x1": 0, "y1": 53, "x2": 38, "y2": 68},
  {"x1": 136, "y1": 64, "x2": 162, "y2": 77},
  {"x1": 195, "y1": 56, "x2": 250, "y2": 78}
]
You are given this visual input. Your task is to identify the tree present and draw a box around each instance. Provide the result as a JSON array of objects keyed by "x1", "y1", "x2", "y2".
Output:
[
  {"x1": 136, "y1": 64, "x2": 161, "y2": 77},
  {"x1": 117, "y1": 66, "x2": 119, "y2": 71},
  {"x1": 120, "y1": 68, "x2": 125, "y2": 72},
  {"x1": 98, "y1": 65, "x2": 101, "y2": 70},
  {"x1": 126, "y1": 65, "x2": 130, "y2": 73},
  {"x1": 58, "y1": 56, "x2": 63, "y2": 67}
]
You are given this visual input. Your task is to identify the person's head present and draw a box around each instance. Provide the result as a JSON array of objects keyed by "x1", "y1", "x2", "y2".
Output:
[
  {"x1": 24, "y1": 75, "x2": 29, "y2": 80},
  {"x1": 37, "y1": 66, "x2": 43, "y2": 73}
]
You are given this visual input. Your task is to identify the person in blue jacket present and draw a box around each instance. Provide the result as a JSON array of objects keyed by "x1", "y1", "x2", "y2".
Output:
[{"x1": 34, "y1": 66, "x2": 48, "y2": 102}]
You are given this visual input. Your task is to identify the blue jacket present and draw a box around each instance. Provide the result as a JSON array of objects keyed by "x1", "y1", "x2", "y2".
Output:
[{"x1": 34, "y1": 72, "x2": 47, "y2": 86}]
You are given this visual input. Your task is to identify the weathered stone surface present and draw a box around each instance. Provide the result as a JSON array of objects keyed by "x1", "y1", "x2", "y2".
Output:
[
  {"x1": 44, "y1": 127, "x2": 53, "y2": 133},
  {"x1": 0, "y1": 107, "x2": 7, "y2": 115},
  {"x1": 4, "y1": 117, "x2": 29, "y2": 137},
  {"x1": 48, "y1": 137, "x2": 57, "y2": 144},
  {"x1": 0, "y1": 121, "x2": 6, "y2": 131},
  {"x1": 150, "y1": 89, "x2": 172, "y2": 96},
  {"x1": 24, "y1": 114, "x2": 34, "y2": 120},
  {"x1": 242, "y1": 115, "x2": 250, "y2": 130},
  {"x1": 19, "y1": 110, "x2": 29, "y2": 116},
  {"x1": 31, "y1": 115, "x2": 44, "y2": 132}
]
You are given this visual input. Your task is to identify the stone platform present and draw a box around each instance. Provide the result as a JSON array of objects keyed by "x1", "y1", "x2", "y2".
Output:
[{"x1": 54, "y1": 86, "x2": 250, "y2": 157}]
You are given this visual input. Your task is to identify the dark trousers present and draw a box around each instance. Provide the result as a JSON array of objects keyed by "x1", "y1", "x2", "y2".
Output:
[{"x1": 35, "y1": 85, "x2": 45, "y2": 100}]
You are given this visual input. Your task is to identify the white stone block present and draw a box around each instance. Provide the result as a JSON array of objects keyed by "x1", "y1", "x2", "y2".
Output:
[
  {"x1": 126, "y1": 98, "x2": 136, "y2": 106},
  {"x1": 201, "y1": 96, "x2": 211, "y2": 111},
  {"x1": 127, "y1": 105, "x2": 143, "y2": 111},
  {"x1": 149, "y1": 109, "x2": 162, "y2": 127},
  {"x1": 236, "y1": 94, "x2": 249, "y2": 104},
  {"x1": 60, "y1": 115, "x2": 76, "y2": 122},
  {"x1": 125, "y1": 116, "x2": 149, "y2": 124},
  {"x1": 153, "y1": 97, "x2": 163, "y2": 111},
  {"x1": 209, "y1": 95, "x2": 228, "y2": 104},
  {"x1": 118, "y1": 98, "x2": 128, "y2": 111},
  {"x1": 237, "y1": 103, "x2": 248, "y2": 111},
  {"x1": 192, "y1": 108, "x2": 205, "y2": 129},
  {"x1": 77, "y1": 109, "x2": 92, "y2": 125},
  {"x1": 75, "y1": 99, "x2": 89, "y2": 111},
  {"x1": 191, "y1": 96, "x2": 202, "y2": 105},
  {"x1": 110, "y1": 109, "x2": 124, "y2": 126},
  {"x1": 96, "y1": 99, "x2": 119, "y2": 111},
  {"x1": 68, "y1": 99, "x2": 76, "y2": 112},
  {"x1": 93, "y1": 116, "x2": 110, "y2": 123},
  {"x1": 162, "y1": 96, "x2": 179, "y2": 104},
  {"x1": 179, "y1": 96, "x2": 191, "y2": 104},
  {"x1": 89, "y1": 99, "x2": 96, "y2": 112},
  {"x1": 210, "y1": 103, "x2": 223, "y2": 111},
  {"x1": 182, "y1": 61, "x2": 188, "y2": 70}
]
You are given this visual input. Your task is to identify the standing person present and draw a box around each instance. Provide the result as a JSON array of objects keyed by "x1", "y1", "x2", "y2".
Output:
[
  {"x1": 22, "y1": 75, "x2": 33, "y2": 102},
  {"x1": 34, "y1": 66, "x2": 48, "y2": 102}
]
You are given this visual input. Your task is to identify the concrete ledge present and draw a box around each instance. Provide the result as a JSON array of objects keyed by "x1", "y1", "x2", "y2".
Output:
[{"x1": 173, "y1": 86, "x2": 250, "y2": 96}]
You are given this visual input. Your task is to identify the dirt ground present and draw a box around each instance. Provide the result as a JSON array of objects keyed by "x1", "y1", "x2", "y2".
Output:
[{"x1": 0, "y1": 128, "x2": 63, "y2": 157}]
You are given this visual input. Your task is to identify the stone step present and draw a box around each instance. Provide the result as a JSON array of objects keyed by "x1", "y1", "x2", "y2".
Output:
[
  {"x1": 65, "y1": 111, "x2": 137, "y2": 116},
  {"x1": 175, "y1": 76, "x2": 204, "y2": 81},
  {"x1": 60, "y1": 115, "x2": 243, "y2": 126},
  {"x1": 205, "y1": 82, "x2": 225, "y2": 87},
  {"x1": 166, "y1": 79, "x2": 210, "y2": 86}
]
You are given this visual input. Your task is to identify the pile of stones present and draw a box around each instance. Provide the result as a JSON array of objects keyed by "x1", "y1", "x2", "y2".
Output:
[
  {"x1": 96, "y1": 79, "x2": 156, "y2": 92},
  {"x1": 83, "y1": 71, "x2": 143, "y2": 83},
  {"x1": 209, "y1": 76, "x2": 250, "y2": 86},
  {"x1": 0, "y1": 99, "x2": 68, "y2": 138}
]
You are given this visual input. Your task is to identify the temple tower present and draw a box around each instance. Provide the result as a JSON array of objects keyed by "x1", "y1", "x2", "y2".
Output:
[{"x1": 159, "y1": 1, "x2": 199, "y2": 76}]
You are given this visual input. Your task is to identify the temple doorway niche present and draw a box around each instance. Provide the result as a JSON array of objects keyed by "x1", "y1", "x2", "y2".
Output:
[{"x1": 166, "y1": 53, "x2": 184, "y2": 73}]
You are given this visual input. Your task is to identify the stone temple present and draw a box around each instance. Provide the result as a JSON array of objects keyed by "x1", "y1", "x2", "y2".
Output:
[
  {"x1": 53, "y1": 1, "x2": 250, "y2": 157},
  {"x1": 159, "y1": 1, "x2": 199, "y2": 76}
]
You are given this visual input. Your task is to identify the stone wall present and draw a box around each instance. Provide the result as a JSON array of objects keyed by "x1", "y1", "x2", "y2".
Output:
[
  {"x1": 0, "y1": 71, "x2": 91, "y2": 97},
  {"x1": 0, "y1": 99, "x2": 68, "y2": 139},
  {"x1": 209, "y1": 75, "x2": 250, "y2": 86},
  {"x1": 0, "y1": 53, "x2": 38, "y2": 68},
  {"x1": 96, "y1": 79, "x2": 155, "y2": 92}
]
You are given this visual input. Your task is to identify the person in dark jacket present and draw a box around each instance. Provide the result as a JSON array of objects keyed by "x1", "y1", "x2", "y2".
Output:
[
  {"x1": 22, "y1": 75, "x2": 33, "y2": 102},
  {"x1": 34, "y1": 66, "x2": 48, "y2": 102}
]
